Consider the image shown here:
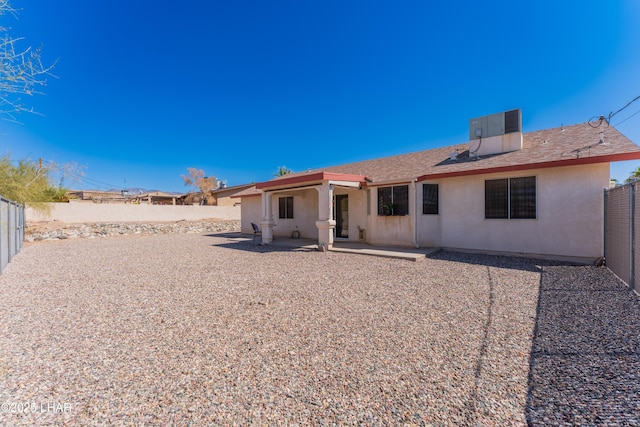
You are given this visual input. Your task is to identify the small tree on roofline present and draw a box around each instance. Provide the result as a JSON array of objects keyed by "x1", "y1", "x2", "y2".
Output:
[{"x1": 274, "y1": 165, "x2": 292, "y2": 177}]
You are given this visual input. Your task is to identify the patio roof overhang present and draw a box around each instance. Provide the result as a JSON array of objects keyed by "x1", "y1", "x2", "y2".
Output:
[{"x1": 256, "y1": 172, "x2": 368, "y2": 191}]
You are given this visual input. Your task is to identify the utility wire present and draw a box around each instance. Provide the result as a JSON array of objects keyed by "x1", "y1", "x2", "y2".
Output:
[
  {"x1": 588, "y1": 94, "x2": 640, "y2": 128},
  {"x1": 42, "y1": 160, "x2": 128, "y2": 191},
  {"x1": 613, "y1": 108, "x2": 640, "y2": 127},
  {"x1": 587, "y1": 116, "x2": 606, "y2": 128},
  {"x1": 71, "y1": 173, "x2": 127, "y2": 191},
  {"x1": 609, "y1": 95, "x2": 640, "y2": 123}
]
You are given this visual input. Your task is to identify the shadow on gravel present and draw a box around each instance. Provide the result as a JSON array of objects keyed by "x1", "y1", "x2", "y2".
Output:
[
  {"x1": 428, "y1": 250, "x2": 544, "y2": 273},
  {"x1": 213, "y1": 241, "x2": 316, "y2": 254},
  {"x1": 204, "y1": 232, "x2": 247, "y2": 239},
  {"x1": 205, "y1": 233, "x2": 317, "y2": 254},
  {"x1": 526, "y1": 265, "x2": 640, "y2": 426}
]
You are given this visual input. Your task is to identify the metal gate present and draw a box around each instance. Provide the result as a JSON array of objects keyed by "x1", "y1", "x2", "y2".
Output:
[
  {"x1": 0, "y1": 195, "x2": 25, "y2": 273},
  {"x1": 604, "y1": 182, "x2": 638, "y2": 292}
]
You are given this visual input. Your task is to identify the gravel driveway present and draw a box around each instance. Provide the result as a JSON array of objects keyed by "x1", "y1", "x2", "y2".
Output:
[{"x1": 0, "y1": 232, "x2": 596, "y2": 425}]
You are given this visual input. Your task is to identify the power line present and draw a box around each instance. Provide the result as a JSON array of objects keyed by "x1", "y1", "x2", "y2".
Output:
[
  {"x1": 609, "y1": 95, "x2": 640, "y2": 123},
  {"x1": 613, "y1": 108, "x2": 640, "y2": 127},
  {"x1": 588, "y1": 94, "x2": 640, "y2": 128},
  {"x1": 42, "y1": 160, "x2": 128, "y2": 191},
  {"x1": 72, "y1": 173, "x2": 128, "y2": 191}
]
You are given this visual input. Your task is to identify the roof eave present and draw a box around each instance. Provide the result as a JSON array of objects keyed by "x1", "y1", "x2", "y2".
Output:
[
  {"x1": 417, "y1": 152, "x2": 640, "y2": 181},
  {"x1": 232, "y1": 193, "x2": 261, "y2": 199},
  {"x1": 255, "y1": 172, "x2": 368, "y2": 190}
]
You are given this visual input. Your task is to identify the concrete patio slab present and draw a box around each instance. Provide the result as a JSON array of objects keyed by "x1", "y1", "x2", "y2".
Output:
[
  {"x1": 263, "y1": 235, "x2": 440, "y2": 260},
  {"x1": 330, "y1": 241, "x2": 440, "y2": 261}
]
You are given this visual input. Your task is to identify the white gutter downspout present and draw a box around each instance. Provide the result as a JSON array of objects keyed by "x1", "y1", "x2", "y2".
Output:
[{"x1": 411, "y1": 179, "x2": 420, "y2": 249}]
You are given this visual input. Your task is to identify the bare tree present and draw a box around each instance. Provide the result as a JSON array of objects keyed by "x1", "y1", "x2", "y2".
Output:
[
  {"x1": 182, "y1": 167, "x2": 218, "y2": 205},
  {"x1": 0, "y1": 0, "x2": 56, "y2": 121}
]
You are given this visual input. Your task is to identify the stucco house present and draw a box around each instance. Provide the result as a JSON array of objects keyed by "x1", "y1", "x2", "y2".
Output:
[
  {"x1": 211, "y1": 183, "x2": 254, "y2": 206},
  {"x1": 240, "y1": 110, "x2": 640, "y2": 262},
  {"x1": 176, "y1": 183, "x2": 254, "y2": 206}
]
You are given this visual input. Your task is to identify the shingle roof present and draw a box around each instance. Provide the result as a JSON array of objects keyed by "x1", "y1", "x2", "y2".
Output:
[
  {"x1": 259, "y1": 123, "x2": 640, "y2": 188},
  {"x1": 212, "y1": 183, "x2": 255, "y2": 196},
  {"x1": 230, "y1": 185, "x2": 260, "y2": 198}
]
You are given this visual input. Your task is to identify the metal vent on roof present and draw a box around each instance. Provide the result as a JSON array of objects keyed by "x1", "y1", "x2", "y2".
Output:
[
  {"x1": 504, "y1": 109, "x2": 520, "y2": 133},
  {"x1": 469, "y1": 109, "x2": 522, "y2": 140}
]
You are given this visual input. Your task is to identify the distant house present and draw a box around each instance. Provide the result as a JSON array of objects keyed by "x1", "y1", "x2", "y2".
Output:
[
  {"x1": 240, "y1": 110, "x2": 640, "y2": 262},
  {"x1": 176, "y1": 183, "x2": 254, "y2": 206},
  {"x1": 130, "y1": 191, "x2": 182, "y2": 205},
  {"x1": 68, "y1": 189, "x2": 184, "y2": 205},
  {"x1": 211, "y1": 183, "x2": 254, "y2": 206},
  {"x1": 67, "y1": 189, "x2": 129, "y2": 203}
]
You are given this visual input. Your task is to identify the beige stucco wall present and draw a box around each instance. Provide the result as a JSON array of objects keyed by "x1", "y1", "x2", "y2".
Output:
[
  {"x1": 240, "y1": 196, "x2": 262, "y2": 234},
  {"x1": 367, "y1": 213, "x2": 414, "y2": 246},
  {"x1": 241, "y1": 190, "x2": 321, "y2": 238},
  {"x1": 26, "y1": 202, "x2": 240, "y2": 223},
  {"x1": 417, "y1": 163, "x2": 609, "y2": 261},
  {"x1": 267, "y1": 188, "x2": 319, "y2": 239},
  {"x1": 215, "y1": 195, "x2": 240, "y2": 207},
  {"x1": 364, "y1": 186, "x2": 416, "y2": 246}
]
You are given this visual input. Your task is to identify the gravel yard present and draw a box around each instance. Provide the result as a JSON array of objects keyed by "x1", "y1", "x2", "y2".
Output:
[
  {"x1": 527, "y1": 265, "x2": 640, "y2": 426},
  {"x1": 0, "y1": 231, "x2": 632, "y2": 425}
]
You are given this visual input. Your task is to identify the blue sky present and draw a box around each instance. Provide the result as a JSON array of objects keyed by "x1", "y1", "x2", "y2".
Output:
[{"x1": 3, "y1": 0, "x2": 640, "y2": 192}]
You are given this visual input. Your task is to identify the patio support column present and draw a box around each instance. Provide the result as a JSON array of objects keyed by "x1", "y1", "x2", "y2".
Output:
[
  {"x1": 315, "y1": 184, "x2": 335, "y2": 248},
  {"x1": 260, "y1": 191, "x2": 275, "y2": 244}
]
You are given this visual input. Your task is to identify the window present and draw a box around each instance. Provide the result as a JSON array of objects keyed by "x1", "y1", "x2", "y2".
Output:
[
  {"x1": 485, "y1": 179, "x2": 508, "y2": 218},
  {"x1": 278, "y1": 196, "x2": 293, "y2": 219},
  {"x1": 377, "y1": 185, "x2": 409, "y2": 216},
  {"x1": 422, "y1": 184, "x2": 439, "y2": 215},
  {"x1": 510, "y1": 177, "x2": 536, "y2": 219},
  {"x1": 366, "y1": 189, "x2": 371, "y2": 215},
  {"x1": 485, "y1": 176, "x2": 536, "y2": 219}
]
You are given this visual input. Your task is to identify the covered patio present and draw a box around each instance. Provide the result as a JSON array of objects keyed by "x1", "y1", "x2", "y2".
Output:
[{"x1": 255, "y1": 172, "x2": 368, "y2": 249}]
